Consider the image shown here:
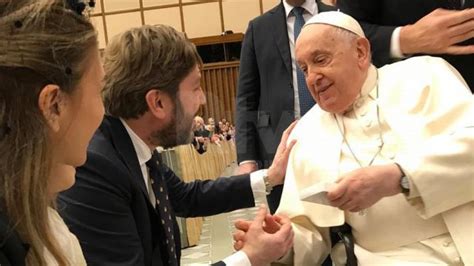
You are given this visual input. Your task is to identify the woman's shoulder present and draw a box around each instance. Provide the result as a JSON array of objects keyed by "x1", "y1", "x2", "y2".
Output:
[{"x1": 45, "y1": 208, "x2": 87, "y2": 265}]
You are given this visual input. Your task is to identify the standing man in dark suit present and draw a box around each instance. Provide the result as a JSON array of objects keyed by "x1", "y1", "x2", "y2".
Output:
[
  {"x1": 235, "y1": 0, "x2": 334, "y2": 213},
  {"x1": 337, "y1": 0, "x2": 474, "y2": 92},
  {"x1": 58, "y1": 24, "x2": 296, "y2": 266}
]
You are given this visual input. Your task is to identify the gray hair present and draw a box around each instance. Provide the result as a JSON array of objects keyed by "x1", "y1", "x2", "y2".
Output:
[{"x1": 332, "y1": 26, "x2": 359, "y2": 43}]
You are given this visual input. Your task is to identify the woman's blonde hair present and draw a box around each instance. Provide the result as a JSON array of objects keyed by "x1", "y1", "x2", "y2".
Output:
[{"x1": 0, "y1": 0, "x2": 96, "y2": 265}]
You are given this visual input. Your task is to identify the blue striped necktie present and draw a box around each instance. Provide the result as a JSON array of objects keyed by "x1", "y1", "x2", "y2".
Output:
[{"x1": 292, "y1": 6, "x2": 316, "y2": 116}]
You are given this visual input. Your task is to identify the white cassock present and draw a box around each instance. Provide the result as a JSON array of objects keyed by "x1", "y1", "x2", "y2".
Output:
[{"x1": 276, "y1": 56, "x2": 474, "y2": 266}]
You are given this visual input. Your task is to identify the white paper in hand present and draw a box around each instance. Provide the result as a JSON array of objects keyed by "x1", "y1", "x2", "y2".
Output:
[{"x1": 299, "y1": 182, "x2": 334, "y2": 206}]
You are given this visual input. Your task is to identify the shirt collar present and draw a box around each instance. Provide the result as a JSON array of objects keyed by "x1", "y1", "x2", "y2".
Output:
[
  {"x1": 363, "y1": 64, "x2": 378, "y2": 100},
  {"x1": 356, "y1": 64, "x2": 378, "y2": 101},
  {"x1": 283, "y1": 0, "x2": 318, "y2": 18},
  {"x1": 120, "y1": 118, "x2": 152, "y2": 167},
  {"x1": 344, "y1": 64, "x2": 377, "y2": 115}
]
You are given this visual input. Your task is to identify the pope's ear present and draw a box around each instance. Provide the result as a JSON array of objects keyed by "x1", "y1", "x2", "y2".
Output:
[
  {"x1": 356, "y1": 37, "x2": 371, "y2": 68},
  {"x1": 38, "y1": 84, "x2": 64, "y2": 132}
]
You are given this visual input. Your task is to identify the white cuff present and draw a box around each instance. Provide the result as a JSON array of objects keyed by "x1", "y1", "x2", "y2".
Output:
[
  {"x1": 239, "y1": 160, "x2": 257, "y2": 166},
  {"x1": 390, "y1": 26, "x2": 405, "y2": 58},
  {"x1": 250, "y1": 169, "x2": 267, "y2": 198},
  {"x1": 222, "y1": 251, "x2": 251, "y2": 266}
]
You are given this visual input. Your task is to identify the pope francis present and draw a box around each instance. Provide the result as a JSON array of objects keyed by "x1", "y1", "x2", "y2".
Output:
[{"x1": 234, "y1": 11, "x2": 474, "y2": 266}]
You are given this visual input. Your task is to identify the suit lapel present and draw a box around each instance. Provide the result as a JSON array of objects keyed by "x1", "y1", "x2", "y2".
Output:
[
  {"x1": 102, "y1": 116, "x2": 149, "y2": 198},
  {"x1": 270, "y1": 3, "x2": 292, "y2": 78}
]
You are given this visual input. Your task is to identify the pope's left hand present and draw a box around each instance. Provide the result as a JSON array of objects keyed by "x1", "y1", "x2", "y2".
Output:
[{"x1": 327, "y1": 164, "x2": 403, "y2": 212}]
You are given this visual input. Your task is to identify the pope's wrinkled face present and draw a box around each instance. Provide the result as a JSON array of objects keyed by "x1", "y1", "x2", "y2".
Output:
[{"x1": 295, "y1": 24, "x2": 370, "y2": 114}]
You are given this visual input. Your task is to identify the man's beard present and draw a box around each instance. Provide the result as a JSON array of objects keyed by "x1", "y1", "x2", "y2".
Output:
[{"x1": 150, "y1": 98, "x2": 194, "y2": 149}]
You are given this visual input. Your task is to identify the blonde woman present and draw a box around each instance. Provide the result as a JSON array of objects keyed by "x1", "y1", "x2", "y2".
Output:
[{"x1": 0, "y1": 0, "x2": 104, "y2": 265}]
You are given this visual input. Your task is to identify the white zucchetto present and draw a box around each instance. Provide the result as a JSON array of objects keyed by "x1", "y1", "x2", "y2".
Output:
[{"x1": 304, "y1": 11, "x2": 365, "y2": 38}]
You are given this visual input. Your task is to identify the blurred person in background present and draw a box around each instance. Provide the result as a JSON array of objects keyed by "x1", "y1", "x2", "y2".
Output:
[{"x1": 193, "y1": 116, "x2": 210, "y2": 154}]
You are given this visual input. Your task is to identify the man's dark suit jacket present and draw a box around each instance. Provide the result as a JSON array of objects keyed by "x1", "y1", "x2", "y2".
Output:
[
  {"x1": 235, "y1": 0, "x2": 334, "y2": 213},
  {"x1": 337, "y1": 0, "x2": 474, "y2": 92},
  {"x1": 58, "y1": 116, "x2": 254, "y2": 266}
]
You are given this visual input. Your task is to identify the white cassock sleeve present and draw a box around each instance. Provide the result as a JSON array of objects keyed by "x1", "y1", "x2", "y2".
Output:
[
  {"x1": 383, "y1": 57, "x2": 474, "y2": 265},
  {"x1": 384, "y1": 57, "x2": 474, "y2": 218}
]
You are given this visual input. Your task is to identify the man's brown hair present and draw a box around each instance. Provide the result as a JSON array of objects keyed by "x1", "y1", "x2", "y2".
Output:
[{"x1": 103, "y1": 24, "x2": 202, "y2": 119}]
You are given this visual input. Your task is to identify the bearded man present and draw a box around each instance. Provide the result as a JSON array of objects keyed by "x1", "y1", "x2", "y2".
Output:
[{"x1": 58, "y1": 25, "x2": 296, "y2": 266}]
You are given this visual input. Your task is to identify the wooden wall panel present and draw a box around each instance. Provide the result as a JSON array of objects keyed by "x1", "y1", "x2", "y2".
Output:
[
  {"x1": 162, "y1": 141, "x2": 237, "y2": 247},
  {"x1": 91, "y1": 0, "x2": 336, "y2": 49},
  {"x1": 198, "y1": 61, "x2": 239, "y2": 124}
]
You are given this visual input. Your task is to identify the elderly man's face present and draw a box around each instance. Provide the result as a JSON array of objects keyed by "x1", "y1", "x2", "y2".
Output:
[{"x1": 295, "y1": 25, "x2": 370, "y2": 114}]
